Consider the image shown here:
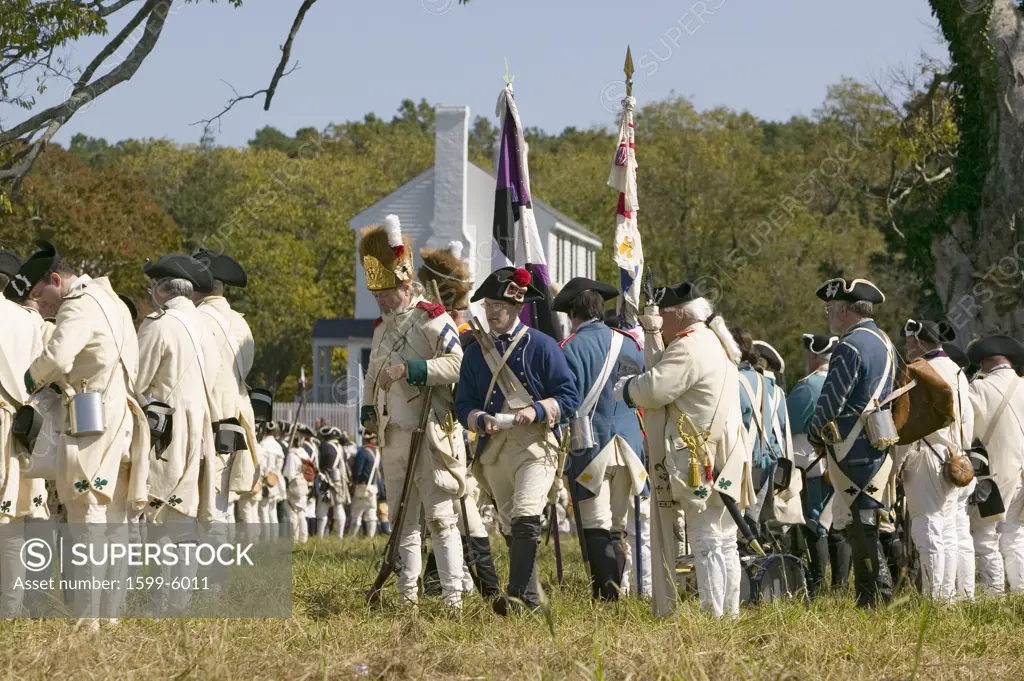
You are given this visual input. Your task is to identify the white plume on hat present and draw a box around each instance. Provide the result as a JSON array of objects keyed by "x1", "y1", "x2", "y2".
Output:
[
  {"x1": 384, "y1": 214, "x2": 402, "y2": 249},
  {"x1": 447, "y1": 241, "x2": 464, "y2": 260}
]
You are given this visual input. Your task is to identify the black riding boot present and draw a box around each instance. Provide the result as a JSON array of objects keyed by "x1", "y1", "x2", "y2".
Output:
[
  {"x1": 847, "y1": 522, "x2": 894, "y2": 607},
  {"x1": 493, "y1": 516, "x2": 542, "y2": 615},
  {"x1": 828, "y1": 529, "x2": 852, "y2": 589},
  {"x1": 466, "y1": 536, "x2": 501, "y2": 599},
  {"x1": 803, "y1": 527, "x2": 829, "y2": 599},
  {"x1": 422, "y1": 550, "x2": 441, "y2": 597},
  {"x1": 610, "y1": 530, "x2": 627, "y2": 592},
  {"x1": 584, "y1": 529, "x2": 621, "y2": 601}
]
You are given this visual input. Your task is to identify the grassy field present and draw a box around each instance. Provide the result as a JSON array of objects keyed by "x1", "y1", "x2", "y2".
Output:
[{"x1": 2, "y1": 535, "x2": 1024, "y2": 680}]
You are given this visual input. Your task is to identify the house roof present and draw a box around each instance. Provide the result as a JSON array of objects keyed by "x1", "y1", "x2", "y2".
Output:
[
  {"x1": 471, "y1": 163, "x2": 601, "y2": 242},
  {"x1": 312, "y1": 317, "x2": 377, "y2": 340}
]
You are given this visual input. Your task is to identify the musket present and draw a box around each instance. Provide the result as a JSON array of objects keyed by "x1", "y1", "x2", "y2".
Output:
[
  {"x1": 442, "y1": 412, "x2": 478, "y2": 582},
  {"x1": 551, "y1": 502, "x2": 563, "y2": 584},
  {"x1": 286, "y1": 368, "x2": 309, "y2": 449},
  {"x1": 563, "y1": 425, "x2": 591, "y2": 579}
]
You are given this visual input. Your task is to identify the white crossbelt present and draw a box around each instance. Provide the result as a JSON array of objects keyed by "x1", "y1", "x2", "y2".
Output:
[
  {"x1": 162, "y1": 307, "x2": 214, "y2": 408},
  {"x1": 199, "y1": 304, "x2": 245, "y2": 385}
]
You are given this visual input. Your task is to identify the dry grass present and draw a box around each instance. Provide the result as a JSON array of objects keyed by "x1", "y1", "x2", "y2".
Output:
[{"x1": 2, "y1": 536, "x2": 1024, "y2": 680}]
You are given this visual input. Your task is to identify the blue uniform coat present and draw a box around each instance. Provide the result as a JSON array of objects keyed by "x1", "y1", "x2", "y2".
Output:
[
  {"x1": 455, "y1": 322, "x2": 580, "y2": 458},
  {"x1": 788, "y1": 369, "x2": 833, "y2": 532},
  {"x1": 560, "y1": 321, "x2": 648, "y2": 501},
  {"x1": 809, "y1": 320, "x2": 895, "y2": 511}
]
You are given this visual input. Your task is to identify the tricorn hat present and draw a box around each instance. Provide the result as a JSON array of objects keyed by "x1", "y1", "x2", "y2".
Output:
[
  {"x1": 967, "y1": 335, "x2": 1024, "y2": 370},
  {"x1": 943, "y1": 343, "x2": 971, "y2": 371},
  {"x1": 815, "y1": 277, "x2": 885, "y2": 304},
  {"x1": 752, "y1": 340, "x2": 785, "y2": 374},
  {"x1": 901, "y1": 319, "x2": 956, "y2": 345},
  {"x1": 6, "y1": 240, "x2": 60, "y2": 301},
  {"x1": 418, "y1": 241, "x2": 472, "y2": 310},
  {"x1": 801, "y1": 333, "x2": 838, "y2": 355},
  {"x1": 144, "y1": 253, "x2": 216, "y2": 292},
  {"x1": 471, "y1": 267, "x2": 543, "y2": 304},
  {"x1": 191, "y1": 249, "x2": 247, "y2": 289},
  {"x1": 0, "y1": 250, "x2": 21, "y2": 280},
  {"x1": 651, "y1": 281, "x2": 701, "y2": 309},
  {"x1": 360, "y1": 215, "x2": 414, "y2": 291},
  {"x1": 551, "y1": 277, "x2": 618, "y2": 314}
]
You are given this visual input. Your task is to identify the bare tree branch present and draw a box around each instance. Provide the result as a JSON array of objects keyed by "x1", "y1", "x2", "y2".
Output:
[
  {"x1": 191, "y1": 64, "x2": 300, "y2": 135},
  {"x1": 95, "y1": 0, "x2": 142, "y2": 17},
  {"x1": 264, "y1": 0, "x2": 319, "y2": 111}
]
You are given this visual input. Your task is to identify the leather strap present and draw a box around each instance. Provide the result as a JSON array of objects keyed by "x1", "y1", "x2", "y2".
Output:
[
  {"x1": 481, "y1": 324, "x2": 530, "y2": 412},
  {"x1": 982, "y1": 373, "x2": 1020, "y2": 447},
  {"x1": 199, "y1": 304, "x2": 245, "y2": 385},
  {"x1": 578, "y1": 329, "x2": 623, "y2": 418}
]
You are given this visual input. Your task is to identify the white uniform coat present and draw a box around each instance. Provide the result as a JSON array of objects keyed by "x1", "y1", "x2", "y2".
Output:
[
  {"x1": 27, "y1": 276, "x2": 149, "y2": 509},
  {"x1": 970, "y1": 367, "x2": 1024, "y2": 521},
  {"x1": 195, "y1": 296, "x2": 260, "y2": 494},
  {"x1": 0, "y1": 295, "x2": 49, "y2": 519},
  {"x1": 136, "y1": 296, "x2": 219, "y2": 521}
]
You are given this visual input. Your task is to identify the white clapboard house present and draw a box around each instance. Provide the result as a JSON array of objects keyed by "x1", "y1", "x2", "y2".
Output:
[{"x1": 309, "y1": 105, "x2": 601, "y2": 415}]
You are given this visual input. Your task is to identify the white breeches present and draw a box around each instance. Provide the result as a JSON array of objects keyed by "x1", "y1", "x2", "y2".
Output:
[
  {"x1": 349, "y1": 494, "x2": 378, "y2": 537},
  {"x1": 910, "y1": 507, "x2": 948, "y2": 599},
  {"x1": 381, "y1": 430, "x2": 463, "y2": 607},
  {"x1": 479, "y1": 439, "x2": 556, "y2": 528},
  {"x1": 0, "y1": 517, "x2": 25, "y2": 617},
  {"x1": 236, "y1": 493, "x2": 260, "y2": 524},
  {"x1": 578, "y1": 465, "x2": 633, "y2": 531},
  {"x1": 944, "y1": 481, "x2": 975, "y2": 601},
  {"x1": 286, "y1": 481, "x2": 308, "y2": 544},
  {"x1": 971, "y1": 484, "x2": 1024, "y2": 596},
  {"x1": 316, "y1": 499, "x2": 346, "y2": 538},
  {"x1": 686, "y1": 504, "x2": 740, "y2": 618}
]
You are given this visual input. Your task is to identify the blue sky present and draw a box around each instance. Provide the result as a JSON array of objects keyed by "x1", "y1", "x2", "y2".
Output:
[{"x1": 47, "y1": 0, "x2": 946, "y2": 147}]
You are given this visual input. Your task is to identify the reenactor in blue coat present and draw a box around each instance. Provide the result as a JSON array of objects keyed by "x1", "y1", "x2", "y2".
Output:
[
  {"x1": 789, "y1": 333, "x2": 840, "y2": 597},
  {"x1": 554, "y1": 277, "x2": 648, "y2": 601},
  {"x1": 455, "y1": 267, "x2": 581, "y2": 615},
  {"x1": 808, "y1": 277, "x2": 897, "y2": 606},
  {"x1": 732, "y1": 329, "x2": 790, "y2": 527}
]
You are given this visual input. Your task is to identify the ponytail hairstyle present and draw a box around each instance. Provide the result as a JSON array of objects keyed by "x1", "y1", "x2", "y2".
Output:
[{"x1": 676, "y1": 297, "x2": 743, "y2": 365}]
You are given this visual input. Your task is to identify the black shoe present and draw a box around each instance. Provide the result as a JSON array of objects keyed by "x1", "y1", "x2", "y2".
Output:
[{"x1": 467, "y1": 536, "x2": 501, "y2": 599}]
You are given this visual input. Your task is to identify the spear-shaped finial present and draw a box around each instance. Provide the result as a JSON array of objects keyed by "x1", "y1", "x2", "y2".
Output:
[
  {"x1": 503, "y1": 57, "x2": 514, "y2": 87},
  {"x1": 624, "y1": 46, "x2": 634, "y2": 98}
]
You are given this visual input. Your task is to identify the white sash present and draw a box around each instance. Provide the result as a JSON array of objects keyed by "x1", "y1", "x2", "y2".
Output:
[
  {"x1": 982, "y1": 374, "x2": 1020, "y2": 447},
  {"x1": 481, "y1": 324, "x2": 531, "y2": 411},
  {"x1": 738, "y1": 371, "x2": 766, "y2": 456},
  {"x1": 80, "y1": 288, "x2": 135, "y2": 395},
  {"x1": 163, "y1": 307, "x2": 214, "y2": 407},
  {"x1": 199, "y1": 304, "x2": 245, "y2": 385},
  {"x1": 580, "y1": 331, "x2": 623, "y2": 419}
]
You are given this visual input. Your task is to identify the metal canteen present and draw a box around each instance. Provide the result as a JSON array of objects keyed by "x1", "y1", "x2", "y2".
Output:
[
  {"x1": 864, "y1": 407, "x2": 899, "y2": 450},
  {"x1": 69, "y1": 384, "x2": 105, "y2": 437},
  {"x1": 569, "y1": 414, "x2": 596, "y2": 451}
]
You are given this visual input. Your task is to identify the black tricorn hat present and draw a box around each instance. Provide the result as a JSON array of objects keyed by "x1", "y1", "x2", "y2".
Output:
[
  {"x1": 6, "y1": 240, "x2": 60, "y2": 301},
  {"x1": 143, "y1": 253, "x2": 215, "y2": 292},
  {"x1": 752, "y1": 340, "x2": 785, "y2": 374},
  {"x1": 801, "y1": 333, "x2": 838, "y2": 355},
  {"x1": 191, "y1": 249, "x2": 247, "y2": 289},
  {"x1": 0, "y1": 250, "x2": 21, "y2": 279},
  {"x1": 967, "y1": 335, "x2": 1024, "y2": 369},
  {"x1": 815, "y1": 277, "x2": 885, "y2": 304},
  {"x1": 651, "y1": 281, "x2": 701, "y2": 308},
  {"x1": 901, "y1": 319, "x2": 956, "y2": 344},
  {"x1": 552, "y1": 277, "x2": 618, "y2": 314},
  {"x1": 471, "y1": 267, "x2": 543, "y2": 304},
  {"x1": 943, "y1": 342, "x2": 971, "y2": 371}
]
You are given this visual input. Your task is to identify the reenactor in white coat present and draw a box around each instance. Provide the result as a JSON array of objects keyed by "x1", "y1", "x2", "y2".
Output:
[
  {"x1": 136, "y1": 254, "x2": 221, "y2": 611},
  {"x1": 315, "y1": 426, "x2": 350, "y2": 538},
  {"x1": 258, "y1": 421, "x2": 286, "y2": 539},
  {"x1": 21, "y1": 241, "x2": 150, "y2": 625},
  {"x1": 283, "y1": 424, "x2": 315, "y2": 543},
  {"x1": 190, "y1": 251, "x2": 261, "y2": 532},
  {"x1": 967, "y1": 335, "x2": 1024, "y2": 595},
  {"x1": 616, "y1": 282, "x2": 751, "y2": 619},
  {"x1": 359, "y1": 215, "x2": 467, "y2": 609},
  {"x1": 893, "y1": 319, "x2": 972, "y2": 600},
  {"x1": 0, "y1": 250, "x2": 49, "y2": 617}
]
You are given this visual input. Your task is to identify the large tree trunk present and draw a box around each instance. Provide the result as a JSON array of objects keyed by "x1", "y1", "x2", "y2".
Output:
[{"x1": 931, "y1": 0, "x2": 1024, "y2": 341}]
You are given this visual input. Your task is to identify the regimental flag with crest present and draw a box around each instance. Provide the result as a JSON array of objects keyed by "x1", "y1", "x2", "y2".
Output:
[
  {"x1": 494, "y1": 80, "x2": 560, "y2": 341},
  {"x1": 609, "y1": 92, "x2": 643, "y2": 338}
]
